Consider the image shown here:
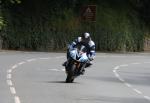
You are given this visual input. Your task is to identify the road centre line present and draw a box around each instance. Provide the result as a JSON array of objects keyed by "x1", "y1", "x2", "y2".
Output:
[
  {"x1": 7, "y1": 74, "x2": 12, "y2": 79},
  {"x1": 7, "y1": 56, "x2": 65, "y2": 103},
  {"x1": 27, "y1": 59, "x2": 36, "y2": 62},
  {"x1": 10, "y1": 87, "x2": 16, "y2": 94},
  {"x1": 14, "y1": 96, "x2": 21, "y2": 103},
  {"x1": 113, "y1": 62, "x2": 150, "y2": 102},
  {"x1": 5, "y1": 54, "x2": 150, "y2": 103},
  {"x1": 7, "y1": 80, "x2": 13, "y2": 86},
  {"x1": 7, "y1": 69, "x2": 12, "y2": 73},
  {"x1": 114, "y1": 66, "x2": 119, "y2": 70},
  {"x1": 18, "y1": 62, "x2": 26, "y2": 65},
  {"x1": 12, "y1": 65, "x2": 18, "y2": 69}
]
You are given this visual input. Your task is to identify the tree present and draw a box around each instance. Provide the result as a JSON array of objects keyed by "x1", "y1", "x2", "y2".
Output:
[{"x1": 0, "y1": 0, "x2": 21, "y2": 30}]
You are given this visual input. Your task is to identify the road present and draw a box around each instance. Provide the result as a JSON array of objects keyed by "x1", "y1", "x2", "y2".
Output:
[{"x1": 0, "y1": 51, "x2": 150, "y2": 103}]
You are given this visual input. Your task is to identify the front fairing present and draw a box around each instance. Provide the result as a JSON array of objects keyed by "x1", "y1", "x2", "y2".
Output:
[
  {"x1": 69, "y1": 49, "x2": 88, "y2": 63},
  {"x1": 78, "y1": 53, "x2": 88, "y2": 62}
]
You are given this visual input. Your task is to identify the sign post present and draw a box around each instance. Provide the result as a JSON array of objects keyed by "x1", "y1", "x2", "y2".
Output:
[{"x1": 81, "y1": 5, "x2": 96, "y2": 22}]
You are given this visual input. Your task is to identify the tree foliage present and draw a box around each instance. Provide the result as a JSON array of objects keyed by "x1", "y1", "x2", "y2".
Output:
[{"x1": 0, "y1": 0, "x2": 149, "y2": 51}]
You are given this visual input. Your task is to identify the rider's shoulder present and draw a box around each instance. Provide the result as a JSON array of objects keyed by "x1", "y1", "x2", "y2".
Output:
[
  {"x1": 89, "y1": 40, "x2": 95, "y2": 46},
  {"x1": 77, "y1": 37, "x2": 82, "y2": 42}
]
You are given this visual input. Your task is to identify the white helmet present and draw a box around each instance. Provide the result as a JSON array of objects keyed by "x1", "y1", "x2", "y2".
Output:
[
  {"x1": 82, "y1": 32, "x2": 91, "y2": 43},
  {"x1": 82, "y1": 32, "x2": 90, "y2": 39}
]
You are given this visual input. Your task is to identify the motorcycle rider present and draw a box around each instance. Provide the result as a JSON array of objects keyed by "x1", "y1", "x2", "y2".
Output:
[{"x1": 63, "y1": 32, "x2": 96, "y2": 74}]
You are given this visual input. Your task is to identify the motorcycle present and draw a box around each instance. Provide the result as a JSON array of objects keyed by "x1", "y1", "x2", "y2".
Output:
[{"x1": 65, "y1": 46, "x2": 89, "y2": 83}]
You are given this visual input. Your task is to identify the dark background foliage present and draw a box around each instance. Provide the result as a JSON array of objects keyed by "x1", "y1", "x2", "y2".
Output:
[{"x1": 0, "y1": 0, "x2": 150, "y2": 52}]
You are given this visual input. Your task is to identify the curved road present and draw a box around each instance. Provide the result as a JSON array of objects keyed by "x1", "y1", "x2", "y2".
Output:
[{"x1": 0, "y1": 51, "x2": 150, "y2": 103}]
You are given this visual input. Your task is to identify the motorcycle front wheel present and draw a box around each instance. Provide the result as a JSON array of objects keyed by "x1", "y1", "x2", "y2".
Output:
[{"x1": 66, "y1": 64, "x2": 76, "y2": 83}]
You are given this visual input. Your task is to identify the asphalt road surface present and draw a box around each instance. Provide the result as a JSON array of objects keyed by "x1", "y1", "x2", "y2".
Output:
[{"x1": 0, "y1": 51, "x2": 150, "y2": 103}]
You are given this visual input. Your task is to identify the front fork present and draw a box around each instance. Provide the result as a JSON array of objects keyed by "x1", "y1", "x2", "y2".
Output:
[{"x1": 65, "y1": 60, "x2": 83, "y2": 74}]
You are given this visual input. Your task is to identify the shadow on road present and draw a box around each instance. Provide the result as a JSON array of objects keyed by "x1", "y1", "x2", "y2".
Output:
[
  {"x1": 43, "y1": 81, "x2": 80, "y2": 84},
  {"x1": 47, "y1": 81, "x2": 66, "y2": 83}
]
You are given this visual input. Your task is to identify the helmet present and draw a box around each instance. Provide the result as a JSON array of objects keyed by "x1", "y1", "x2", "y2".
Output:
[
  {"x1": 82, "y1": 32, "x2": 91, "y2": 43},
  {"x1": 82, "y1": 32, "x2": 90, "y2": 39}
]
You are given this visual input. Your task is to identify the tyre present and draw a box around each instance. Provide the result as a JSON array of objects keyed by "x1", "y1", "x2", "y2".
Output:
[
  {"x1": 66, "y1": 64, "x2": 76, "y2": 83},
  {"x1": 66, "y1": 76, "x2": 74, "y2": 83}
]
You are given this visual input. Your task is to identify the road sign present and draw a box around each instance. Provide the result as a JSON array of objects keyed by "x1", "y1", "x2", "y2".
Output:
[{"x1": 81, "y1": 5, "x2": 96, "y2": 22}]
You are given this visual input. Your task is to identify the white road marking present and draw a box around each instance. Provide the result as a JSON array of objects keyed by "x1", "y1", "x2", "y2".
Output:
[
  {"x1": 131, "y1": 62, "x2": 140, "y2": 65},
  {"x1": 113, "y1": 69, "x2": 116, "y2": 73},
  {"x1": 118, "y1": 77, "x2": 125, "y2": 82},
  {"x1": 114, "y1": 72, "x2": 120, "y2": 78},
  {"x1": 6, "y1": 55, "x2": 150, "y2": 103},
  {"x1": 48, "y1": 69, "x2": 61, "y2": 71},
  {"x1": 7, "y1": 69, "x2": 12, "y2": 73},
  {"x1": 10, "y1": 87, "x2": 16, "y2": 94},
  {"x1": 27, "y1": 59, "x2": 36, "y2": 62},
  {"x1": 6, "y1": 56, "x2": 66, "y2": 103},
  {"x1": 124, "y1": 83, "x2": 132, "y2": 88},
  {"x1": 6, "y1": 56, "x2": 65, "y2": 103},
  {"x1": 120, "y1": 64, "x2": 128, "y2": 67},
  {"x1": 14, "y1": 96, "x2": 21, "y2": 103},
  {"x1": 7, "y1": 80, "x2": 13, "y2": 86},
  {"x1": 48, "y1": 68, "x2": 66, "y2": 72},
  {"x1": 133, "y1": 88, "x2": 142, "y2": 94},
  {"x1": 7, "y1": 74, "x2": 12, "y2": 79},
  {"x1": 113, "y1": 62, "x2": 150, "y2": 102},
  {"x1": 12, "y1": 65, "x2": 18, "y2": 69},
  {"x1": 114, "y1": 66, "x2": 119, "y2": 70},
  {"x1": 18, "y1": 62, "x2": 26, "y2": 65},
  {"x1": 39, "y1": 57, "x2": 50, "y2": 60},
  {"x1": 144, "y1": 96, "x2": 150, "y2": 101}
]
